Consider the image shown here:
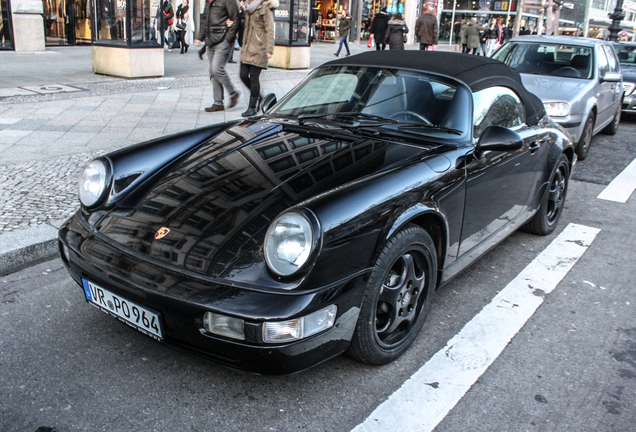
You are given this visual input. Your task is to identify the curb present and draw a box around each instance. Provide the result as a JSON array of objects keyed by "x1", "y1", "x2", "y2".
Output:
[{"x1": 0, "y1": 224, "x2": 60, "y2": 276}]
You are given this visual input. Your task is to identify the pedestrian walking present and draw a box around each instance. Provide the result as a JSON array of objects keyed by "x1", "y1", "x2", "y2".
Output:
[
  {"x1": 158, "y1": 0, "x2": 174, "y2": 47},
  {"x1": 194, "y1": 0, "x2": 241, "y2": 113},
  {"x1": 465, "y1": 17, "x2": 487, "y2": 55},
  {"x1": 459, "y1": 19, "x2": 468, "y2": 53},
  {"x1": 334, "y1": 11, "x2": 352, "y2": 57},
  {"x1": 369, "y1": 7, "x2": 389, "y2": 51},
  {"x1": 239, "y1": 0, "x2": 276, "y2": 117},
  {"x1": 175, "y1": 0, "x2": 190, "y2": 54},
  {"x1": 385, "y1": 12, "x2": 408, "y2": 50},
  {"x1": 414, "y1": 5, "x2": 438, "y2": 50},
  {"x1": 453, "y1": 19, "x2": 462, "y2": 51},
  {"x1": 484, "y1": 18, "x2": 498, "y2": 57}
]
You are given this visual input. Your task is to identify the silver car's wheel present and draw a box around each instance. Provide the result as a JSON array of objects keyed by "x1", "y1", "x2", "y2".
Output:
[
  {"x1": 602, "y1": 107, "x2": 621, "y2": 136},
  {"x1": 576, "y1": 113, "x2": 595, "y2": 161}
]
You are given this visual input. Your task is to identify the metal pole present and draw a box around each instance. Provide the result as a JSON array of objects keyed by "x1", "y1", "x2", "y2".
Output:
[
  {"x1": 512, "y1": 0, "x2": 524, "y2": 38},
  {"x1": 607, "y1": 0, "x2": 625, "y2": 41},
  {"x1": 449, "y1": 0, "x2": 456, "y2": 47}
]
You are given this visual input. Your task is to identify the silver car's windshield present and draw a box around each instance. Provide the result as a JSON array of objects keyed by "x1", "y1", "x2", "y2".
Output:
[
  {"x1": 268, "y1": 66, "x2": 472, "y2": 139},
  {"x1": 493, "y1": 42, "x2": 593, "y2": 79}
]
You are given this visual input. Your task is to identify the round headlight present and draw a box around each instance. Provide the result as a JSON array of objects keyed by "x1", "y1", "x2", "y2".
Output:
[
  {"x1": 264, "y1": 212, "x2": 315, "y2": 276},
  {"x1": 78, "y1": 159, "x2": 108, "y2": 207}
]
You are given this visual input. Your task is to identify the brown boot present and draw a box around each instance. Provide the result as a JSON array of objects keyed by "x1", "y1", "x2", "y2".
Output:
[{"x1": 205, "y1": 104, "x2": 224, "y2": 112}]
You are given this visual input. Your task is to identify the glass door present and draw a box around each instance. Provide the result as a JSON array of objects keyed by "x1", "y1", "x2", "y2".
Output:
[
  {"x1": 0, "y1": 0, "x2": 14, "y2": 50},
  {"x1": 44, "y1": 0, "x2": 92, "y2": 45}
]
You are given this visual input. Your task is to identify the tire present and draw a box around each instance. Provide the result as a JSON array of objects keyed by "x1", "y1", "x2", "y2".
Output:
[
  {"x1": 575, "y1": 113, "x2": 595, "y2": 161},
  {"x1": 523, "y1": 154, "x2": 570, "y2": 236},
  {"x1": 602, "y1": 106, "x2": 621, "y2": 135},
  {"x1": 347, "y1": 224, "x2": 437, "y2": 365}
]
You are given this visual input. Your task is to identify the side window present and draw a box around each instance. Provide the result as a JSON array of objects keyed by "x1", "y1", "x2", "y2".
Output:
[
  {"x1": 473, "y1": 87, "x2": 526, "y2": 139},
  {"x1": 603, "y1": 45, "x2": 620, "y2": 73},
  {"x1": 597, "y1": 47, "x2": 610, "y2": 76}
]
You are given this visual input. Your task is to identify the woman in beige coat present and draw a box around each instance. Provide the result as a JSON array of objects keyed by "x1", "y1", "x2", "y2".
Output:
[{"x1": 239, "y1": 0, "x2": 277, "y2": 117}]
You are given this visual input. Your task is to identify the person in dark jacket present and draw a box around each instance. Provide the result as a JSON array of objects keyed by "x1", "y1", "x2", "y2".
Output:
[
  {"x1": 175, "y1": 0, "x2": 190, "y2": 54},
  {"x1": 334, "y1": 11, "x2": 352, "y2": 57},
  {"x1": 158, "y1": 0, "x2": 174, "y2": 46},
  {"x1": 414, "y1": 5, "x2": 438, "y2": 50},
  {"x1": 385, "y1": 12, "x2": 408, "y2": 50},
  {"x1": 194, "y1": 0, "x2": 240, "y2": 112},
  {"x1": 369, "y1": 7, "x2": 389, "y2": 51}
]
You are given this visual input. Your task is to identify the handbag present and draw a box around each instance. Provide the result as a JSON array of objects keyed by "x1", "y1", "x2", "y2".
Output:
[{"x1": 176, "y1": 20, "x2": 186, "y2": 30}]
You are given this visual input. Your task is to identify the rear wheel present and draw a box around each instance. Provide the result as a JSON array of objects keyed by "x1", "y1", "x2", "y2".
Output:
[
  {"x1": 347, "y1": 224, "x2": 437, "y2": 365},
  {"x1": 575, "y1": 113, "x2": 595, "y2": 161},
  {"x1": 602, "y1": 106, "x2": 621, "y2": 135},
  {"x1": 523, "y1": 154, "x2": 570, "y2": 236}
]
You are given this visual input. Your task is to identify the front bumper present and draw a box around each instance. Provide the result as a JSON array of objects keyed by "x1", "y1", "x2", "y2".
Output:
[
  {"x1": 59, "y1": 213, "x2": 367, "y2": 375},
  {"x1": 552, "y1": 114, "x2": 583, "y2": 143}
]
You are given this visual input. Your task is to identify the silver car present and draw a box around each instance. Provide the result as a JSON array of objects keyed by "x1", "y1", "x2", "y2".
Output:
[{"x1": 493, "y1": 36, "x2": 624, "y2": 160}]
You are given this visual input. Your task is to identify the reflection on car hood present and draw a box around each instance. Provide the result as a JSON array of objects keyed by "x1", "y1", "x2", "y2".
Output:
[
  {"x1": 519, "y1": 74, "x2": 590, "y2": 103},
  {"x1": 94, "y1": 119, "x2": 432, "y2": 278}
]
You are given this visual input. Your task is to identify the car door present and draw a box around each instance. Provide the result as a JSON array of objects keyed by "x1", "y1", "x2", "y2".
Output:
[
  {"x1": 458, "y1": 86, "x2": 543, "y2": 257},
  {"x1": 602, "y1": 44, "x2": 623, "y2": 113},
  {"x1": 596, "y1": 45, "x2": 614, "y2": 127}
]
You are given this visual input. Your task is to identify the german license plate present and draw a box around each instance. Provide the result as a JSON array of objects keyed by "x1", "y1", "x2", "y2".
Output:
[{"x1": 82, "y1": 279, "x2": 163, "y2": 340}]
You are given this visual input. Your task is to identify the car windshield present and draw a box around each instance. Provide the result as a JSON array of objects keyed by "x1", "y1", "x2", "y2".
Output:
[
  {"x1": 612, "y1": 43, "x2": 636, "y2": 66},
  {"x1": 268, "y1": 66, "x2": 471, "y2": 139},
  {"x1": 493, "y1": 42, "x2": 593, "y2": 79}
]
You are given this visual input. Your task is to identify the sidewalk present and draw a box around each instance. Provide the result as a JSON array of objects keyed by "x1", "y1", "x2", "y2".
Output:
[{"x1": 0, "y1": 41, "x2": 457, "y2": 275}]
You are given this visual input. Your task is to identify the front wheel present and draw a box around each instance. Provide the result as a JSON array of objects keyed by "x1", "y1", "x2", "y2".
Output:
[
  {"x1": 523, "y1": 153, "x2": 570, "y2": 236},
  {"x1": 347, "y1": 224, "x2": 437, "y2": 365},
  {"x1": 575, "y1": 113, "x2": 595, "y2": 161}
]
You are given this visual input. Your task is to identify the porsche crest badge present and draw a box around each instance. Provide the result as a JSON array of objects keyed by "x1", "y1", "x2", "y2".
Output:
[{"x1": 154, "y1": 227, "x2": 170, "y2": 239}]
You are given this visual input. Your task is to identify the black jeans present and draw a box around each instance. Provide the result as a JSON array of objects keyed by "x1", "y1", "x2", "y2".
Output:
[{"x1": 240, "y1": 63, "x2": 264, "y2": 98}]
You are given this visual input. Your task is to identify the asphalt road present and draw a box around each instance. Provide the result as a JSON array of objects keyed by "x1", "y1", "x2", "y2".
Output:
[{"x1": 1, "y1": 115, "x2": 635, "y2": 432}]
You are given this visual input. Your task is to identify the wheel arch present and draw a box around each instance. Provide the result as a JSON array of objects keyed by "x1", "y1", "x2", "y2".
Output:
[{"x1": 383, "y1": 205, "x2": 448, "y2": 287}]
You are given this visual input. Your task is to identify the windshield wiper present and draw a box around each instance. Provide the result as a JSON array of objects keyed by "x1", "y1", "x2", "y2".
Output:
[
  {"x1": 395, "y1": 123, "x2": 463, "y2": 135},
  {"x1": 297, "y1": 112, "x2": 399, "y2": 125}
]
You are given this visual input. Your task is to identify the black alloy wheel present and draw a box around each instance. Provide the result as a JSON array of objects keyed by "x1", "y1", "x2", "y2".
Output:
[
  {"x1": 523, "y1": 153, "x2": 570, "y2": 236},
  {"x1": 347, "y1": 224, "x2": 437, "y2": 365},
  {"x1": 575, "y1": 113, "x2": 595, "y2": 161}
]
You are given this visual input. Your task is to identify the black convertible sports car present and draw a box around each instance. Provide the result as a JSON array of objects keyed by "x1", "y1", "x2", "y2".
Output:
[{"x1": 59, "y1": 51, "x2": 575, "y2": 375}]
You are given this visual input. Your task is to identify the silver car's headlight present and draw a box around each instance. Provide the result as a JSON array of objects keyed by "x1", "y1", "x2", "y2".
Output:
[
  {"x1": 78, "y1": 159, "x2": 109, "y2": 207},
  {"x1": 544, "y1": 102, "x2": 570, "y2": 117},
  {"x1": 264, "y1": 212, "x2": 316, "y2": 276}
]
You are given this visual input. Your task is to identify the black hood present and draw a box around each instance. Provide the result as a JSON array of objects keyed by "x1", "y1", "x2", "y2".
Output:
[{"x1": 95, "y1": 119, "x2": 433, "y2": 278}]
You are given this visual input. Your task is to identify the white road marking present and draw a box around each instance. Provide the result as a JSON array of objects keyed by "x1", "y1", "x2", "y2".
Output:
[
  {"x1": 597, "y1": 157, "x2": 636, "y2": 203},
  {"x1": 352, "y1": 223, "x2": 600, "y2": 432}
]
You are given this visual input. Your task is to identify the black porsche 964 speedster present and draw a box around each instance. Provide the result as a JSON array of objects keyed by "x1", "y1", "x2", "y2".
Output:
[{"x1": 59, "y1": 51, "x2": 575, "y2": 375}]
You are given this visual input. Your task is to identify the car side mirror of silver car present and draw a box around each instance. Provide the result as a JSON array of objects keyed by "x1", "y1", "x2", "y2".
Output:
[
  {"x1": 601, "y1": 72, "x2": 622, "y2": 83},
  {"x1": 476, "y1": 125, "x2": 523, "y2": 154},
  {"x1": 262, "y1": 93, "x2": 277, "y2": 114}
]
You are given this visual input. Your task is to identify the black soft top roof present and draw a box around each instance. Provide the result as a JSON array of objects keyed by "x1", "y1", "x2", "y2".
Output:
[{"x1": 326, "y1": 51, "x2": 546, "y2": 126}]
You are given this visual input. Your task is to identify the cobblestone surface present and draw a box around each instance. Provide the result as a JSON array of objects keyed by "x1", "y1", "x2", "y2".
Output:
[{"x1": 0, "y1": 152, "x2": 103, "y2": 232}]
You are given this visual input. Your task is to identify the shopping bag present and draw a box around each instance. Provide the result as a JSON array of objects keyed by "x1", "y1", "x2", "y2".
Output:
[{"x1": 367, "y1": 34, "x2": 375, "y2": 48}]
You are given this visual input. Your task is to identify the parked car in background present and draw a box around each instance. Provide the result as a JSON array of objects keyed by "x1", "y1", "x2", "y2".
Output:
[
  {"x1": 612, "y1": 42, "x2": 636, "y2": 114},
  {"x1": 493, "y1": 36, "x2": 624, "y2": 160},
  {"x1": 59, "y1": 52, "x2": 575, "y2": 375}
]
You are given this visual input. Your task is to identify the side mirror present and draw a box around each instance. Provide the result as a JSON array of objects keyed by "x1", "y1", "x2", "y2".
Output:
[
  {"x1": 601, "y1": 71, "x2": 622, "y2": 83},
  {"x1": 261, "y1": 93, "x2": 277, "y2": 114},
  {"x1": 476, "y1": 125, "x2": 523, "y2": 152}
]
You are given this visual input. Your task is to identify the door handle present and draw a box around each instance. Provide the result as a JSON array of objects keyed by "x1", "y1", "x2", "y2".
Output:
[{"x1": 529, "y1": 141, "x2": 540, "y2": 154}]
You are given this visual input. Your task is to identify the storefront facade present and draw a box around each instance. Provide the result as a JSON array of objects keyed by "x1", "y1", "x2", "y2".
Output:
[
  {"x1": 43, "y1": 0, "x2": 91, "y2": 45},
  {"x1": 1, "y1": 0, "x2": 14, "y2": 49}
]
